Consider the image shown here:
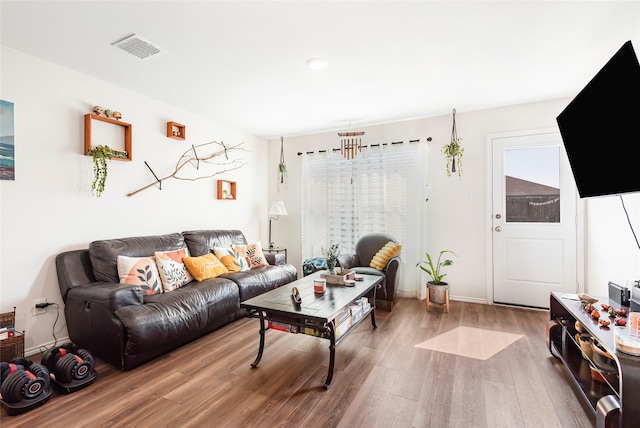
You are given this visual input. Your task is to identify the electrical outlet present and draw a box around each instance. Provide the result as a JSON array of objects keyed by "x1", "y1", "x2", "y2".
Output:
[{"x1": 34, "y1": 298, "x2": 47, "y2": 315}]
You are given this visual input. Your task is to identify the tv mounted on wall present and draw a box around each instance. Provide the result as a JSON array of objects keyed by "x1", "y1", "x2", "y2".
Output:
[{"x1": 557, "y1": 40, "x2": 640, "y2": 198}]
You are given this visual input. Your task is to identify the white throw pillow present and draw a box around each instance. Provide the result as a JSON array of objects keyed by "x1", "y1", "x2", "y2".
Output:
[
  {"x1": 117, "y1": 255, "x2": 163, "y2": 296},
  {"x1": 155, "y1": 248, "x2": 193, "y2": 292}
]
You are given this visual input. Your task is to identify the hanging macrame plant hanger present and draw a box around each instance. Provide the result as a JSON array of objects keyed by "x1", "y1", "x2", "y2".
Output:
[
  {"x1": 442, "y1": 108, "x2": 464, "y2": 178},
  {"x1": 451, "y1": 109, "x2": 458, "y2": 172},
  {"x1": 278, "y1": 136, "x2": 287, "y2": 191}
]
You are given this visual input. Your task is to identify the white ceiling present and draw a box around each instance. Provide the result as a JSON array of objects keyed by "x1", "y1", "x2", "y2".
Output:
[{"x1": 1, "y1": 1, "x2": 639, "y2": 139}]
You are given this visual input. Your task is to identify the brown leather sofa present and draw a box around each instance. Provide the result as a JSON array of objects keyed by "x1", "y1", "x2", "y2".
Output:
[
  {"x1": 337, "y1": 232, "x2": 401, "y2": 310},
  {"x1": 55, "y1": 230, "x2": 297, "y2": 370}
]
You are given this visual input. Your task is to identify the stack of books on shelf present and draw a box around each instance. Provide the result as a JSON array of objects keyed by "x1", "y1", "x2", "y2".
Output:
[
  {"x1": 350, "y1": 297, "x2": 371, "y2": 323},
  {"x1": 334, "y1": 307, "x2": 354, "y2": 339},
  {"x1": 303, "y1": 326, "x2": 327, "y2": 338},
  {"x1": 268, "y1": 320, "x2": 299, "y2": 334}
]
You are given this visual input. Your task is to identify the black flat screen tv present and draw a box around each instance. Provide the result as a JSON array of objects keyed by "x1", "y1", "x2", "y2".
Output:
[{"x1": 557, "y1": 40, "x2": 640, "y2": 198}]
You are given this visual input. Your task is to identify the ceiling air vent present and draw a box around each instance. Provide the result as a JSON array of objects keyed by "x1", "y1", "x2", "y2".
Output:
[{"x1": 112, "y1": 34, "x2": 163, "y2": 60}]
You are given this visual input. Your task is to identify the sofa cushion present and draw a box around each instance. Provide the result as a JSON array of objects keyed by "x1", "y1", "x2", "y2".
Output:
[
  {"x1": 225, "y1": 264, "x2": 298, "y2": 301},
  {"x1": 90, "y1": 233, "x2": 186, "y2": 283},
  {"x1": 117, "y1": 255, "x2": 163, "y2": 296},
  {"x1": 155, "y1": 248, "x2": 193, "y2": 292},
  {"x1": 182, "y1": 230, "x2": 247, "y2": 257},
  {"x1": 184, "y1": 253, "x2": 228, "y2": 281},
  {"x1": 119, "y1": 278, "x2": 240, "y2": 356}
]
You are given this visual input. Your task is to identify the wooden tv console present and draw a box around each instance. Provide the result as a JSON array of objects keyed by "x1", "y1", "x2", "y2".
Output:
[{"x1": 547, "y1": 291, "x2": 640, "y2": 427}]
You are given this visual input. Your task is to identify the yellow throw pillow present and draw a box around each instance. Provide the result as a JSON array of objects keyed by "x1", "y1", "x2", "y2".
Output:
[
  {"x1": 370, "y1": 241, "x2": 402, "y2": 270},
  {"x1": 184, "y1": 253, "x2": 229, "y2": 281}
]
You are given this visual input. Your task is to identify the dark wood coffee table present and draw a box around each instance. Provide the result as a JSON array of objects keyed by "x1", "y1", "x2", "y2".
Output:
[{"x1": 241, "y1": 271, "x2": 382, "y2": 389}]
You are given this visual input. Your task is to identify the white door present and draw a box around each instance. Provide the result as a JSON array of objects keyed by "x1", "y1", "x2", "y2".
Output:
[{"x1": 491, "y1": 130, "x2": 578, "y2": 308}]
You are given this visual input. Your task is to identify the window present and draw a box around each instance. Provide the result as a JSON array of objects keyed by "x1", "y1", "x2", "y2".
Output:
[{"x1": 301, "y1": 142, "x2": 426, "y2": 295}]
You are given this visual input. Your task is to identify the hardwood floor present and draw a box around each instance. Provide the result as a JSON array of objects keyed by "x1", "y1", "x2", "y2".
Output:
[{"x1": 1, "y1": 298, "x2": 594, "y2": 427}]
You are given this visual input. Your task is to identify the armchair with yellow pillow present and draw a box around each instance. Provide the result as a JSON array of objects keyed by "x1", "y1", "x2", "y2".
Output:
[{"x1": 337, "y1": 232, "x2": 401, "y2": 311}]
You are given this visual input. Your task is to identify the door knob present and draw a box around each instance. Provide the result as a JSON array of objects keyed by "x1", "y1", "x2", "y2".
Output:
[
  {"x1": 495, "y1": 214, "x2": 502, "y2": 219},
  {"x1": 495, "y1": 226, "x2": 502, "y2": 232}
]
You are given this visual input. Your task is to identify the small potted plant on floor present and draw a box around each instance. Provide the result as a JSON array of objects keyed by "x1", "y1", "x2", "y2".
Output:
[{"x1": 417, "y1": 250, "x2": 456, "y2": 305}]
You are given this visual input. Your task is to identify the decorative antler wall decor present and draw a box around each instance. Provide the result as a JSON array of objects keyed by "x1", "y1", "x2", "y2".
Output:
[{"x1": 127, "y1": 140, "x2": 247, "y2": 197}]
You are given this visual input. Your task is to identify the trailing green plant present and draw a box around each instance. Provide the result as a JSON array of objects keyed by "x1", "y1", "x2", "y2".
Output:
[
  {"x1": 278, "y1": 161, "x2": 287, "y2": 187},
  {"x1": 416, "y1": 250, "x2": 456, "y2": 284},
  {"x1": 442, "y1": 138, "x2": 464, "y2": 178},
  {"x1": 87, "y1": 145, "x2": 112, "y2": 197}
]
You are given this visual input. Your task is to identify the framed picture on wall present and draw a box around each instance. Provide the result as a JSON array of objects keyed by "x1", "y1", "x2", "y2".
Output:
[{"x1": 0, "y1": 99, "x2": 15, "y2": 181}]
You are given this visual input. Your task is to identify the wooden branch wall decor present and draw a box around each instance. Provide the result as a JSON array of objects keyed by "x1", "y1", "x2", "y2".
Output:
[{"x1": 127, "y1": 141, "x2": 247, "y2": 197}]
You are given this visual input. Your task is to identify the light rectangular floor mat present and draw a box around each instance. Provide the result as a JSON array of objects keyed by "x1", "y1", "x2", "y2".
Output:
[{"x1": 415, "y1": 326, "x2": 523, "y2": 360}]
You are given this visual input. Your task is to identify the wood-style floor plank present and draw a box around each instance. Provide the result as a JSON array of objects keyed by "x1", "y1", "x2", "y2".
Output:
[{"x1": 1, "y1": 299, "x2": 594, "y2": 427}]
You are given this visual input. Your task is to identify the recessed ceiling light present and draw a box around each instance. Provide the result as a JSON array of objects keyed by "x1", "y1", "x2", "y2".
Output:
[{"x1": 306, "y1": 57, "x2": 328, "y2": 71}]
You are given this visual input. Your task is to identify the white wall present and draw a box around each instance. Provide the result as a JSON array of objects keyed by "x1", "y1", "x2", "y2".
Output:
[
  {"x1": 0, "y1": 46, "x2": 268, "y2": 353},
  {"x1": 268, "y1": 100, "x2": 640, "y2": 303},
  {"x1": 4, "y1": 45, "x2": 638, "y2": 357},
  {"x1": 586, "y1": 195, "x2": 640, "y2": 295}
]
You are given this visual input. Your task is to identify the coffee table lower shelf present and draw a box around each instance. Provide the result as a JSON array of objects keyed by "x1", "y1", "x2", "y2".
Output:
[
  {"x1": 246, "y1": 306, "x2": 375, "y2": 389},
  {"x1": 241, "y1": 272, "x2": 382, "y2": 390}
]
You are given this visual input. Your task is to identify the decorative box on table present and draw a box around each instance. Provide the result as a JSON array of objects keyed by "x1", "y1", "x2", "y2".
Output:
[{"x1": 321, "y1": 270, "x2": 356, "y2": 285}]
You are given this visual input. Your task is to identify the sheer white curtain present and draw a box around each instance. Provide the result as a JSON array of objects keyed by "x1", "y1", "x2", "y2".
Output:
[{"x1": 301, "y1": 141, "x2": 427, "y2": 297}]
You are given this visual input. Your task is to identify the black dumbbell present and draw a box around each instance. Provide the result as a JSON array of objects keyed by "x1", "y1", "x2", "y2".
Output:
[
  {"x1": 41, "y1": 343, "x2": 94, "y2": 383},
  {"x1": 0, "y1": 358, "x2": 50, "y2": 403}
]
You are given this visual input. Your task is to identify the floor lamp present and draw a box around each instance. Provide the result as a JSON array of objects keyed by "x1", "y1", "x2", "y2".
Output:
[{"x1": 268, "y1": 200, "x2": 288, "y2": 248}]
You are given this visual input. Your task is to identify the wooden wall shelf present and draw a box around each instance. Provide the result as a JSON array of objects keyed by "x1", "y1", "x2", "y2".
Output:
[
  {"x1": 217, "y1": 180, "x2": 236, "y2": 200},
  {"x1": 84, "y1": 113, "x2": 132, "y2": 161},
  {"x1": 167, "y1": 122, "x2": 186, "y2": 140}
]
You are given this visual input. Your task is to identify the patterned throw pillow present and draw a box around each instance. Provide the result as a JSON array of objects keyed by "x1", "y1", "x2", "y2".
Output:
[
  {"x1": 155, "y1": 248, "x2": 193, "y2": 292},
  {"x1": 212, "y1": 247, "x2": 242, "y2": 273},
  {"x1": 370, "y1": 242, "x2": 402, "y2": 270},
  {"x1": 228, "y1": 247, "x2": 251, "y2": 271},
  {"x1": 232, "y1": 242, "x2": 268, "y2": 269},
  {"x1": 117, "y1": 255, "x2": 163, "y2": 296},
  {"x1": 183, "y1": 253, "x2": 229, "y2": 281}
]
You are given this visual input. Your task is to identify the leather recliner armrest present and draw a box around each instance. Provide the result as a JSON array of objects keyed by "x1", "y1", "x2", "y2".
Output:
[
  {"x1": 64, "y1": 281, "x2": 145, "y2": 367},
  {"x1": 66, "y1": 282, "x2": 145, "y2": 313},
  {"x1": 264, "y1": 253, "x2": 286, "y2": 266},
  {"x1": 382, "y1": 256, "x2": 401, "y2": 300}
]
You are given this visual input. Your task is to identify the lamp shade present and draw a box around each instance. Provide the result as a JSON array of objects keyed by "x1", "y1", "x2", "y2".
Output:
[{"x1": 268, "y1": 200, "x2": 288, "y2": 216}]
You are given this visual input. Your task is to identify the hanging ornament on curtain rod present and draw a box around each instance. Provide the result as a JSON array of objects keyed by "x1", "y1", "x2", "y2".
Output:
[
  {"x1": 442, "y1": 109, "x2": 464, "y2": 178},
  {"x1": 278, "y1": 136, "x2": 287, "y2": 191},
  {"x1": 338, "y1": 131, "x2": 365, "y2": 160}
]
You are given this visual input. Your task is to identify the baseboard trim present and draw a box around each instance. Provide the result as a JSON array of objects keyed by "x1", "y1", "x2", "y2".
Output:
[
  {"x1": 25, "y1": 336, "x2": 70, "y2": 358},
  {"x1": 396, "y1": 289, "x2": 489, "y2": 306}
]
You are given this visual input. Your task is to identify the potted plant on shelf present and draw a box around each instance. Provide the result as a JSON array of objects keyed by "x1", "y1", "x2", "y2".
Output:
[
  {"x1": 87, "y1": 145, "x2": 112, "y2": 197},
  {"x1": 417, "y1": 250, "x2": 456, "y2": 305}
]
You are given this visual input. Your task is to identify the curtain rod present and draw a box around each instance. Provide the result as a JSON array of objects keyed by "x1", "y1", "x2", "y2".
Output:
[{"x1": 297, "y1": 137, "x2": 431, "y2": 156}]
